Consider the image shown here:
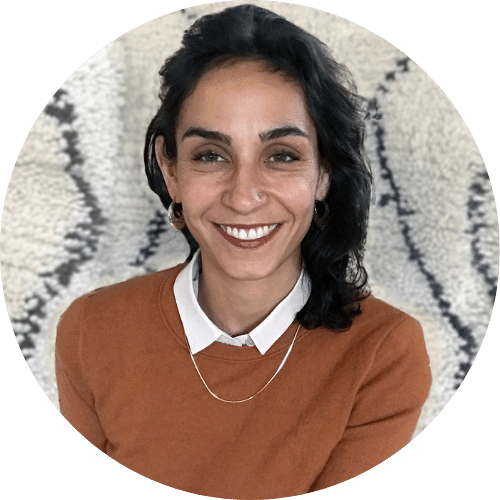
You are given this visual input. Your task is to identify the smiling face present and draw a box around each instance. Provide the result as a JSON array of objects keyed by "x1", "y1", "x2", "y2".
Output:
[{"x1": 156, "y1": 59, "x2": 329, "y2": 286}]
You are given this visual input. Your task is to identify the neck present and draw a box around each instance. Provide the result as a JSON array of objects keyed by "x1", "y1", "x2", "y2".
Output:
[{"x1": 197, "y1": 257, "x2": 301, "y2": 337}]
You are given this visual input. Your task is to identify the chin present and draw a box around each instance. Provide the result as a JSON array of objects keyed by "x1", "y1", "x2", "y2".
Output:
[
  {"x1": 226, "y1": 267, "x2": 275, "y2": 283},
  {"x1": 220, "y1": 252, "x2": 299, "y2": 284}
]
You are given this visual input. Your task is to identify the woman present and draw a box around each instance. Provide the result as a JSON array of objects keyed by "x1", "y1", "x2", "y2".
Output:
[{"x1": 56, "y1": 4, "x2": 432, "y2": 498}]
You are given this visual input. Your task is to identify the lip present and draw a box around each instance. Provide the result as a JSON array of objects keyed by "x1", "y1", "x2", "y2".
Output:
[
  {"x1": 213, "y1": 223, "x2": 281, "y2": 249},
  {"x1": 215, "y1": 223, "x2": 279, "y2": 230}
]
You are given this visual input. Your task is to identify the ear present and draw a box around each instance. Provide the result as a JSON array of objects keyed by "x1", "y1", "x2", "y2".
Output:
[
  {"x1": 155, "y1": 136, "x2": 180, "y2": 202},
  {"x1": 315, "y1": 164, "x2": 330, "y2": 201}
]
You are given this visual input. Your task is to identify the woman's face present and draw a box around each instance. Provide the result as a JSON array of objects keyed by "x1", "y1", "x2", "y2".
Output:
[{"x1": 156, "y1": 59, "x2": 329, "y2": 284}]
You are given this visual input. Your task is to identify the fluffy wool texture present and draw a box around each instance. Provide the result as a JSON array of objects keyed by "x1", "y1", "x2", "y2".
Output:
[{"x1": 1, "y1": 1, "x2": 497, "y2": 437}]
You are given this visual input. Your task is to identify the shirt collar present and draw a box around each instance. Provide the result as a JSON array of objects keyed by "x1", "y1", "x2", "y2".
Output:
[{"x1": 173, "y1": 250, "x2": 310, "y2": 355}]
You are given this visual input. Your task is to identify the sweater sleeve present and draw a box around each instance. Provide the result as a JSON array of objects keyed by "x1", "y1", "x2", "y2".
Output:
[
  {"x1": 310, "y1": 315, "x2": 432, "y2": 491},
  {"x1": 55, "y1": 296, "x2": 107, "y2": 452}
]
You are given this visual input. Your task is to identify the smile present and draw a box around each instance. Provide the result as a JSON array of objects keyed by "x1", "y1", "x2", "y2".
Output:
[{"x1": 219, "y1": 224, "x2": 279, "y2": 241}]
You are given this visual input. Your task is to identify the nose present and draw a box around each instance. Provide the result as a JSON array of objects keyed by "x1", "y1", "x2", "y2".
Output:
[{"x1": 221, "y1": 162, "x2": 268, "y2": 213}]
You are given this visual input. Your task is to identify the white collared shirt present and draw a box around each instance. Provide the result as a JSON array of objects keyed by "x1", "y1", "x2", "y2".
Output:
[{"x1": 173, "y1": 250, "x2": 311, "y2": 355}]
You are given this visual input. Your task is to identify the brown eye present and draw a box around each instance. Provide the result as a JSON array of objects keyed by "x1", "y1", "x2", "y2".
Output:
[
  {"x1": 194, "y1": 151, "x2": 225, "y2": 163},
  {"x1": 268, "y1": 151, "x2": 299, "y2": 163}
]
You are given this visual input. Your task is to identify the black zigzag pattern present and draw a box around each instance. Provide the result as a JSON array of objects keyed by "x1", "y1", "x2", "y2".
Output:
[
  {"x1": 369, "y1": 57, "x2": 478, "y2": 389},
  {"x1": 130, "y1": 209, "x2": 168, "y2": 271},
  {"x1": 467, "y1": 163, "x2": 498, "y2": 301},
  {"x1": 14, "y1": 89, "x2": 107, "y2": 359}
]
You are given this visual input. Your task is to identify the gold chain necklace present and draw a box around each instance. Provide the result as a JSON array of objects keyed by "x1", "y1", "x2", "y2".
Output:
[{"x1": 186, "y1": 324, "x2": 301, "y2": 403}]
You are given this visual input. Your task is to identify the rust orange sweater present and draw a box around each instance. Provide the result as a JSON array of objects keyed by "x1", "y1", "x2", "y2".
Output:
[{"x1": 55, "y1": 264, "x2": 432, "y2": 498}]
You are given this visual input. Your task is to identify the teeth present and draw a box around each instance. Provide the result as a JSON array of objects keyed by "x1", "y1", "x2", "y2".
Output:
[{"x1": 220, "y1": 224, "x2": 278, "y2": 241}]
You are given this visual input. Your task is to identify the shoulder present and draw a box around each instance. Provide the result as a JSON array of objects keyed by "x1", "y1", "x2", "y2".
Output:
[
  {"x1": 56, "y1": 263, "x2": 187, "y2": 378},
  {"x1": 308, "y1": 294, "x2": 428, "y2": 365},
  {"x1": 353, "y1": 294, "x2": 424, "y2": 345},
  {"x1": 63, "y1": 264, "x2": 184, "y2": 317},
  {"x1": 57, "y1": 263, "x2": 185, "y2": 345},
  {"x1": 354, "y1": 294, "x2": 432, "y2": 395},
  {"x1": 360, "y1": 294, "x2": 418, "y2": 325},
  {"x1": 313, "y1": 294, "x2": 431, "y2": 387},
  {"x1": 87, "y1": 263, "x2": 185, "y2": 306}
]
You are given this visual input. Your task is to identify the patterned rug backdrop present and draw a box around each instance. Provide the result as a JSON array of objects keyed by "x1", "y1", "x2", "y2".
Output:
[{"x1": 1, "y1": 1, "x2": 497, "y2": 437}]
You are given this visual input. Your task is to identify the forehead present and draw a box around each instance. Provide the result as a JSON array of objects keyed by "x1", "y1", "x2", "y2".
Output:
[{"x1": 177, "y1": 59, "x2": 315, "y2": 136}]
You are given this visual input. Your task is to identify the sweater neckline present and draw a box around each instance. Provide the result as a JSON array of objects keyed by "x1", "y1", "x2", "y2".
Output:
[{"x1": 158, "y1": 265, "x2": 310, "y2": 361}]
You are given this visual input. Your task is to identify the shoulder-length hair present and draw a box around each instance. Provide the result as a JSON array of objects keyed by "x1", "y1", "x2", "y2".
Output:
[{"x1": 144, "y1": 4, "x2": 372, "y2": 331}]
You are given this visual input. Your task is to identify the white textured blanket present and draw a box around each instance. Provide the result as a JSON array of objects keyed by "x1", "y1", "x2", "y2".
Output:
[{"x1": 1, "y1": 1, "x2": 497, "y2": 440}]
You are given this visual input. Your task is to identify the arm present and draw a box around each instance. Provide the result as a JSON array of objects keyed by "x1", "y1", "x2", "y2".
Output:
[
  {"x1": 310, "y1": 316, "x2": 432, "y2": 490},
  {"x1": 55, "y1": 296, "x2": 107, "y2": 451}
]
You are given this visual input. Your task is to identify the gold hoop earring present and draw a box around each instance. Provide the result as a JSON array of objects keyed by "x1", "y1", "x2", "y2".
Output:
[
  {"x1": 313, "y1": 200, "x2": 329, "y2": 230},
  {"x1": 168, "y1": 202, "x2": 186, "y2": 231}
]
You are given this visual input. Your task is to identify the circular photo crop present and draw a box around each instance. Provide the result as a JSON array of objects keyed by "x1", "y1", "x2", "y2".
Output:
[{"x1": 1, "y1": 1, "x2": 498, "y2": 499}]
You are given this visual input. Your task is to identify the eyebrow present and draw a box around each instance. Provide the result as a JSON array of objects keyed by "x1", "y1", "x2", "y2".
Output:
[
  {"x1": 259, "y1": 126, "x2": 310, "y2": 142},
  {"x1": 181, "y1": 125, "x2": 310, "y2": 145},
  {"x1": 182, "y1": 127, "x2": 231, "y2": 145}
]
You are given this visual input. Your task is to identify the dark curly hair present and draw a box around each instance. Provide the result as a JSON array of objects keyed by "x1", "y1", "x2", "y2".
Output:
[{"x1": 144, "y1": 4, "x2": 372, "y2": 331}]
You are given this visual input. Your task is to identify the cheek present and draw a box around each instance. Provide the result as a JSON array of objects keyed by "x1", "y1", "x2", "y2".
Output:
[
  {"x1": 277, "y1": 175, "x2": 318, "y2": 210},
  {"x1": 177, "y1": 175, "x2": 219, "y2": 220}
]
